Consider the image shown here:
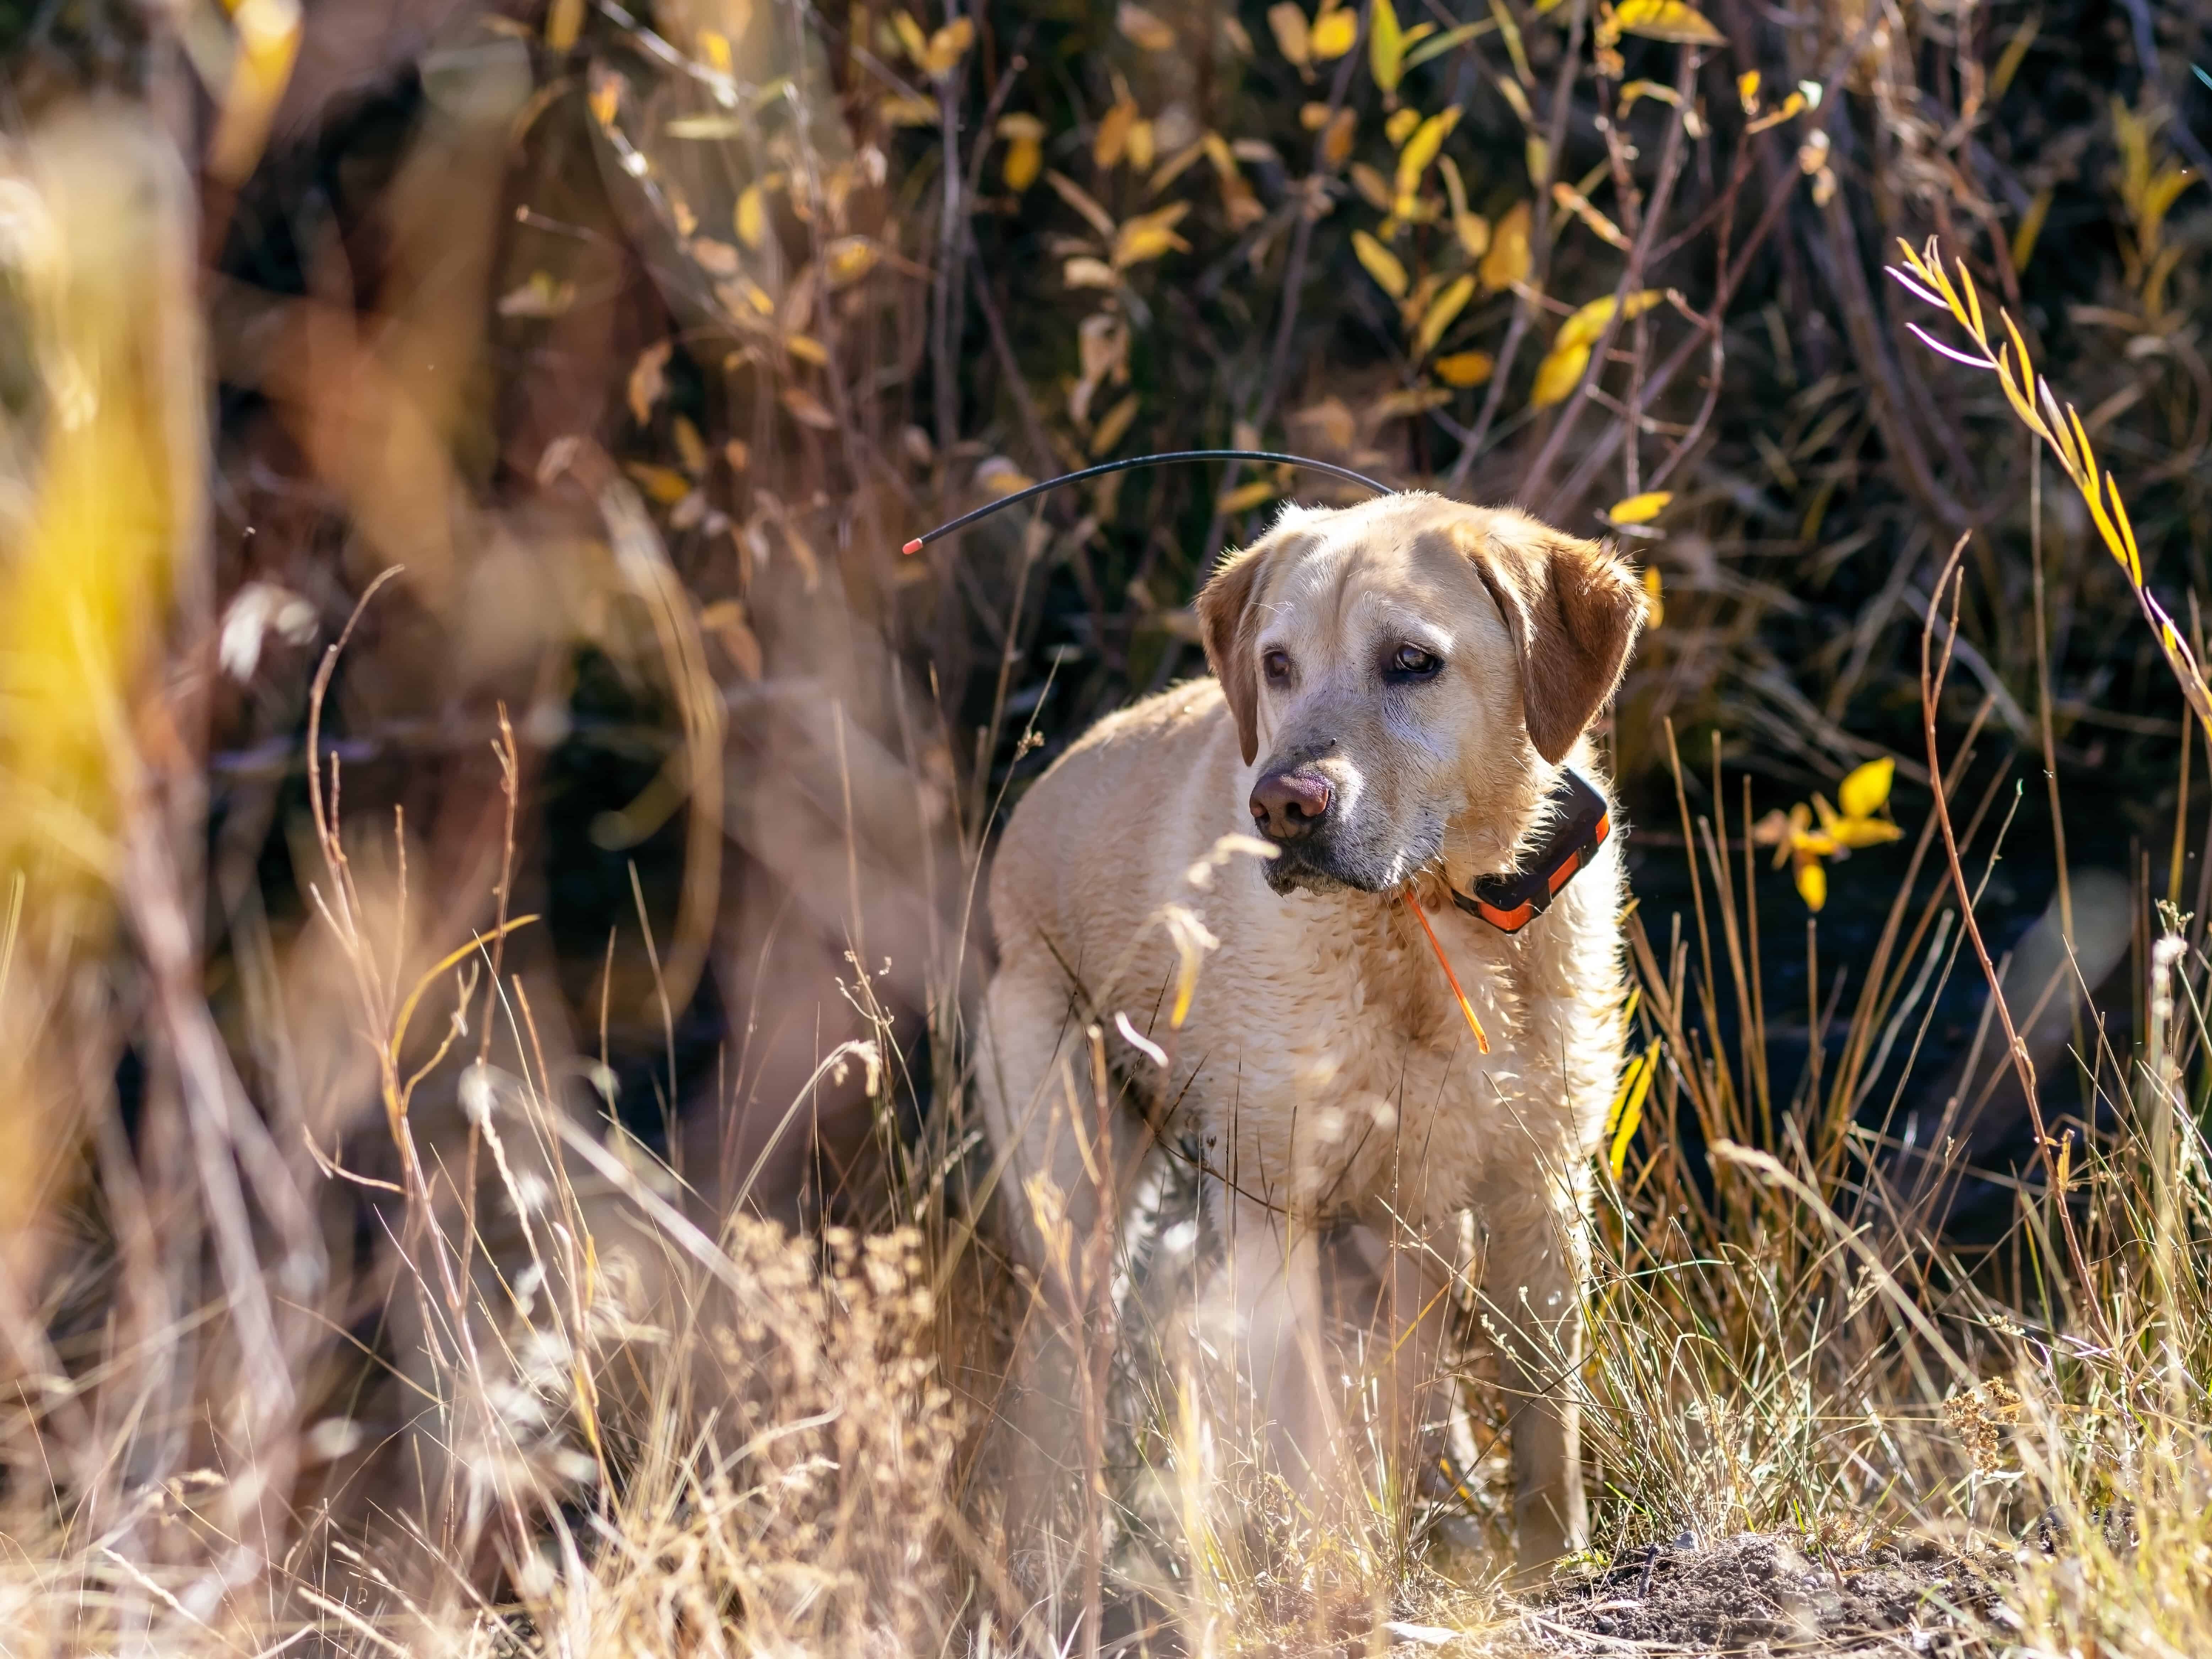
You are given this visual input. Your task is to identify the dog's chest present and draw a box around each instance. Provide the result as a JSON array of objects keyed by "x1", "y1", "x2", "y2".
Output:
[{"x1": 1176, "y1": 904, "x2": 1538, "y2": 1221}]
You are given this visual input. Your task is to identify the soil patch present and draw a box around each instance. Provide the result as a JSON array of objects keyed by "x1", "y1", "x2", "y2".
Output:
[{"x1": 1496, "y1": 1531, "x2": 2011, "y2": 1657}]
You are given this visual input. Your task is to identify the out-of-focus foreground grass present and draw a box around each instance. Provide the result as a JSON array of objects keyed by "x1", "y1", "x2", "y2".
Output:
[{"x1": 0, "y1": 0, "x2": 2211, "y2": 1653}]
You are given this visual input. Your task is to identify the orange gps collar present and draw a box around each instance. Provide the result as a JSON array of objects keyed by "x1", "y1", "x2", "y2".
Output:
[{"x1": 1448, "y1": 769, "x2": 1613, "y2": 934}]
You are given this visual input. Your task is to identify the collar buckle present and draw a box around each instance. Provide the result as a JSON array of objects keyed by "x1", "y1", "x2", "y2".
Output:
[{"x1": 1447, "y1": 769, "x2": 1613, "y2": 934}]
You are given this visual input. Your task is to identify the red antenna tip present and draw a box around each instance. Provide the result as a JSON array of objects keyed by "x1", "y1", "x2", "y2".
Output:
[{"x1": 901, "y1": 537, "x2": 924, "y2": 555}]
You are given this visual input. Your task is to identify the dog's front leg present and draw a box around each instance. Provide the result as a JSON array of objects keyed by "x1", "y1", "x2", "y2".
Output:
[
  {"x1": 975, "y1": 955, "x2": 1149, "y2": 1576},
  {"x1": 1205, "y1": 1194, "x2": 1352, "y2": 1515},
  {"x1": 1479, "y1": 1174, "x2": 1591, "y2": 1578}
]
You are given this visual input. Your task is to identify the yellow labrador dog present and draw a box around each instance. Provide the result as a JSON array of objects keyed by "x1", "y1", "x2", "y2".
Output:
[{"x1": 979, "y1": 492, "x2": 1646, "y2": 1576}]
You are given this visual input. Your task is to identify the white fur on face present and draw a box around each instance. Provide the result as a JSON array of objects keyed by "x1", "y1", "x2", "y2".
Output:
[{"x1": 1243, "y1": 500, "x2": 1531, "y2": 893}]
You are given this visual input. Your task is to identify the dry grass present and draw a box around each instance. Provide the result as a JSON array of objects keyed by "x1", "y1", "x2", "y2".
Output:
[{"x1": 0, "y1": 0, "x2": 2210, "y2": 1654}]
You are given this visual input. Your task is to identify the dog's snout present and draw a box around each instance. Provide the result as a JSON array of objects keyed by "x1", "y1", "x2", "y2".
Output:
[{"x1": 1251, "y1": 768, "x2": 1332, "y2": 841}]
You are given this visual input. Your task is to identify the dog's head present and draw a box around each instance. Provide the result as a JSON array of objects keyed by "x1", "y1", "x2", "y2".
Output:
[{"x1": 1195, "y1": 492, "x2": 1646, "y2": 896}]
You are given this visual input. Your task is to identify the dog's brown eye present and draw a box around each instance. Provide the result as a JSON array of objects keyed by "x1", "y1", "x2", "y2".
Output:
[
  {"x1": 1262, "y1": 649, "x2": 1292, "y2": 683},
  {"x1": 1388, "y1": 643, "x2": 1442, "y2": 680}
]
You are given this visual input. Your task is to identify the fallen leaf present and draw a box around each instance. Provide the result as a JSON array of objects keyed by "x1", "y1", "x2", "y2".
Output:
[{"x1": 1352, "y1": 229, "x2": 1408, "y2": 297}]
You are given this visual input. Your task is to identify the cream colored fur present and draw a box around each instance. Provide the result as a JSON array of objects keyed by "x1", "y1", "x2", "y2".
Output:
[{"x1": 978, "y1": 492, "x2": 1645, "y2": 1578}]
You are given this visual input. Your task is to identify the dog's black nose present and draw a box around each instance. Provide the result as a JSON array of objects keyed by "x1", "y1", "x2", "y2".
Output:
[{"x1": 1251, "y1": 769, "x2": 1332, "y2": 841}]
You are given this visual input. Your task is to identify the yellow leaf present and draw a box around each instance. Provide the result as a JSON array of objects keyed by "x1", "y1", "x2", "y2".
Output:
[
  {"x1": 699, "y1": 599, "x2": 762, "y2": 680},
  {"x1": 1613, "y1": 0, "x2": 1726, "y2": 42},
  {"x1": 1004, "y1": 134, "x2": 1042, "y2": 192},
  {"x1": 825, "y1": 236, "x2": 878, "y2": 286},
  {"x1": 892, "y1": 10, "x2": 929, "y2": 64},
  {"x1": 698, "y1": 27, "x2": 733, "y2": 74},
  {"x1": 1369, "y1": 0, "x2": 1405, "y2": 92},
  {"x1": 1386, "y1": 108, "x2": 1422, "y2": 146},
  {"x1": 1610, "y1": 490, "x2": 1673, "y2": 525},
  {"x1": 1090, "y1": 391, "x2": 1140, "y2": 455},
  {"x1": 1394, "y1": 108, "x2": 1459, "y2": 201},
  {"x1": 625, "y1": 462, "x2": 692, "y2": 503},
  {"x1": 1413, "y1": 272, "x2": 1475, "y2": 358},
  {"x1": 1794, "y1": 854, "x2": 1827, "y2": 911},
  {"x1": 1479, "y1": 199, "x2": 1530, "y2": 290},
  {"x1": 1350, "y1": 162, "x2": 1394, "y2": 210},
  {"x1": 1352, "y1": 229, "x2": 1408, "y2": 298},
  {"x1": 628, "y1": 339, "x2": 671, "y2": 424},
  {"x1": 1096, "y1": 98, "x2": 1138, "y2": 168},
  {"x1": 1324, "y1": 108, "x2": 1358, "y2": 168},
  {"x1": 1218, "y1": 480, "x2": 1277, "y2": 514},
  {"x1": 783, "y1": 333, "x2": 829, "y2": 367},
  {"x1": 1604, "y1": 1041, "x2": 1659, "y2": 1176},
  {"x1": 1300, "y1": 100, "x2": 1332, "y2": 129},
  {"x1": 546, "y1": 0, "x2": 584, "y2": 51},
  {"x1": 880, "y1": 94, "x2": 939, "y2": 125},
  {"x1": 1837, "y1": 755, "x2": 1895, "y2": 821},
  {"x1": 1310, "y1": 7, "x2": 1358, "y2": 59},
  {"x1": 735, "y1": 183, "x2": 767, "y2": 247},
  {"x1": 2011, "y1": 188, "x2": 2051, "y2": 275},
  {"x1": 1045, "y1": 169, "x2": 1118, "y2": 239},
  {"x1": 1830, "y1": 817, "x2": 1904, "y2": 850},
  {"x1": 978, "y1": 460, "x2": 1036, "y2": 496},
  {"x1": 1531, "y1": 341, "x2": 1590, "y2": 407},
  {"x1": 1269, "y1": 2, "x2": 1312, "y2": 65},
  {"x1": 1435, "y1": 350, "x2": 1494, "y2": 387},
  {"x1": 1556, "y1": 287, "x2": 1665, "y2": 351},
  {"x1": 1112, "y1": 202, "x2": 1192, "y2": 268},
  {"x1": 921, "y1": 16, "x2": 974, "y2": 77},
  {"x1": 1117, "y1": 2, "x2": 1177, "y2": 50},
  {"x1": 1642, "y1": 564, "x2": 1664, "y2": 626},
  {"x1": 1737, "y1": 69, "x2": 1761, "y2": 112},
  {"x1": 589, "y1": 69, "x2": 624, "y2": 128}
]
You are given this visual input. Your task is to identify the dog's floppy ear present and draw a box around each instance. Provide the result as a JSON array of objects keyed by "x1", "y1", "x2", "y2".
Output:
[
  {"x1": 1459, "y1": 514, "x2": 1648, "y2": 765},
  {"x1": 1196, "y1": 539, "x2": 1273, "y2": 765}
]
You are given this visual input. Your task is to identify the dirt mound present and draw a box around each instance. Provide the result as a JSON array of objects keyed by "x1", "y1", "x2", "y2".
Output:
[{"x1": 1502, "y1": 1531, "x2": 2010, "y2": 1656}]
